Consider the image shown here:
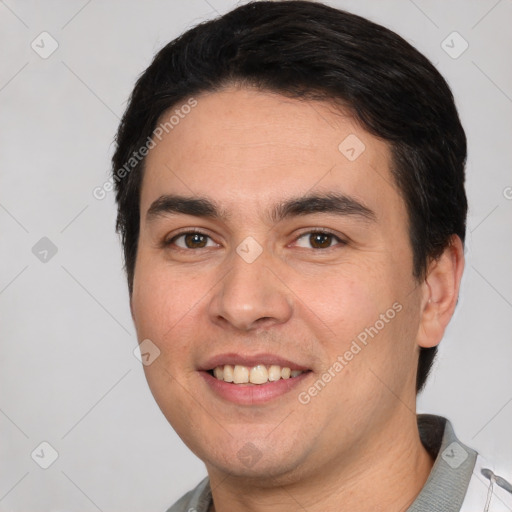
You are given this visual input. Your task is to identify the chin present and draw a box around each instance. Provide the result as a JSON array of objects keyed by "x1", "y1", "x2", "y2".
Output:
[
  {"x1": 190, "y1": 431, "x2": 311, "y2": 483},
  {"x1": 206, "y1": 452, "x2": 306, "y2": 483}
]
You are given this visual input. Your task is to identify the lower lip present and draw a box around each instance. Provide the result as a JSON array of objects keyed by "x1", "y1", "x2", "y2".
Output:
[{"x1": 199, "y1": 370, "x2": 312, "y2": 405}]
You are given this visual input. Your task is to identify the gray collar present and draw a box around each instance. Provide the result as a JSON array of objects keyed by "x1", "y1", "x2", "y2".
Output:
[
  {"x1": 407, "y1": 414, "x2": 477, "y2": 512},
  {"x1": 168, "y1": 414, "x2": 477, "y2": 512}
]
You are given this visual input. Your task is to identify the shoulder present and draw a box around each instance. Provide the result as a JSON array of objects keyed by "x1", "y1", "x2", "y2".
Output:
[
  {"x1": 165, "y1": 477, "x2": 211, "y2": 512},
  {"x1": 460, "y1": 454, "x2": 512, "y2": 512},
  {"x1": 412, "y1": 415, "x2": 511, "y2": 512}
]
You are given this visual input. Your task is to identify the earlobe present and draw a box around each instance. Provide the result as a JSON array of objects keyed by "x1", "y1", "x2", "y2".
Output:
[{"x1": 417, "y1": 235, "x2": 465, "y2": 349}]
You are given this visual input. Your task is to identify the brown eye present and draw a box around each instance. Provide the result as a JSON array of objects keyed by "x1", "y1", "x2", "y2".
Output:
[
  {"x1": 166, "y1": 231, "x2": 215, "y2": 249},
  {"x1": 294, "y1": 231, "x2": 345, "y2": 250},
  {"x1": 184, "y1": 233, "x2": 207, "y2": 248},
  {"x1": 309, "y1": 233, "x2": 332, "y2": 249}
]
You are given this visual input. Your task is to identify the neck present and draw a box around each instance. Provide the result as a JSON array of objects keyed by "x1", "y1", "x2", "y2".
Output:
[{"x1": 206, "y1": 412, "x2": 434, "y2": 512}]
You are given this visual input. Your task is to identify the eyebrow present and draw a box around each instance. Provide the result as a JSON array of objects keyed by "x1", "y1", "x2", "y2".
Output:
[{"x1": 146, "y1": 192, "x2": 377, "y2": 225}]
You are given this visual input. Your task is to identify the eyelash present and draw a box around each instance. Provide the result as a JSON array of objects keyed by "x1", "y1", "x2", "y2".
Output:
[{"x1": 163, "y1": 228, "x2": 347, "y2": 251}]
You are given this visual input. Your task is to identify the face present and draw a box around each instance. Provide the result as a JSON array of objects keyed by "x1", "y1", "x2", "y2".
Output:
[{"x1": 131, "y1": 87, "x2": 425, "y2": 482}]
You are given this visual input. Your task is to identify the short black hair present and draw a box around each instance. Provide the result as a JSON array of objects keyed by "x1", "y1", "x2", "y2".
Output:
[{"x1": 112, "y1": 0, "x2": 468, "y2": 393}]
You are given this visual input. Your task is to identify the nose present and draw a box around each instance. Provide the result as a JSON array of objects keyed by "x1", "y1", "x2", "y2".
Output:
[{"x1": 207, "y1": 243, "x2": 293, "y2": 332}]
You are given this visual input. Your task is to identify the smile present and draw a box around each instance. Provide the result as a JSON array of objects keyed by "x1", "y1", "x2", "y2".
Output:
[{"x1": 208, "y1": 364, "x2": 306, "y2": 384}]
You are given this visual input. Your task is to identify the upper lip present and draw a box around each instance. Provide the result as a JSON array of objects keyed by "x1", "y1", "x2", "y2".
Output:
[{"x1": 199, "y1": 352, "x2": 311, "y2": 372}]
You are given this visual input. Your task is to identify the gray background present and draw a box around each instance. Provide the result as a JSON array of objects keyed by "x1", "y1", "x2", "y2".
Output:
[{"x1": 1, "y1": 0, "x2": 511, "y2": 510}]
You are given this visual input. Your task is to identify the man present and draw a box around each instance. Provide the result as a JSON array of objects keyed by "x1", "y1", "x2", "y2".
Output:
[{"x1": 111, "y1": 1, "x2": 511, "y2": 510}]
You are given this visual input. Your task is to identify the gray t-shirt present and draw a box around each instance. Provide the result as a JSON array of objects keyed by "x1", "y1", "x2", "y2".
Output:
[{"x1": 166, "y1": 414, "x2": 512, "y2": 512}]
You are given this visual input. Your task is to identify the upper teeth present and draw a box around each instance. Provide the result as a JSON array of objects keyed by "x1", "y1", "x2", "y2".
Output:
[{"x1": 212, "y1": 364, "x2": 304, "y2": 384}]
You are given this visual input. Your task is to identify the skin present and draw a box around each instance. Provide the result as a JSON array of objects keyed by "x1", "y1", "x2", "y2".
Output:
[{"x1": 131, "y1": 86, "x2": 465, "y2": 512}]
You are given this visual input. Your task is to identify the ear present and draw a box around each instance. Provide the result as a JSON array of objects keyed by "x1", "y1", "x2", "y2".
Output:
[{"x1": 416, "y1": 235, "x2": 465, "y2": 349}]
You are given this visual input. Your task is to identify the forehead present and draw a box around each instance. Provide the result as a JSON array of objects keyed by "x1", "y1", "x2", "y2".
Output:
[{"x1": 140, "y1": 87, "x2": 401, "y2": 224}]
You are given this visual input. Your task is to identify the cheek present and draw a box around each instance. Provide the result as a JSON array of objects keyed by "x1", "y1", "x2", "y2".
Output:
[
  {"x1": 302, "y1": 260, "x2": 415, "y2": 382},
  {"x1": 131, "y1": 257, "x2": 207, "y2": 431},
  {"x1": 298, "y1": 261, "x2": 393, "y2": 338},
  {"x1": 132, "y1": 253, "x2": 205, "y2": 341}
]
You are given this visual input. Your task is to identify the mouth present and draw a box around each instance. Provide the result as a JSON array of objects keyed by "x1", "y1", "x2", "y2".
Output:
[
  {"x1": 198, "y1": 353, "x2": 313, "y2": 405},
  {"x1": 206, "y1": 364, "x2": 310, "y2": 385}
]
